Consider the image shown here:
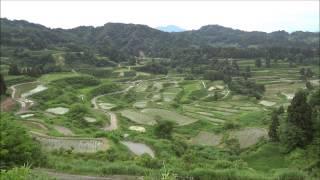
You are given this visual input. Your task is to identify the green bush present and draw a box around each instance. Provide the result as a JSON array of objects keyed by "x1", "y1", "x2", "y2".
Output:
[
  {"x1": 154, "y1": 120, "x2": 174, "y2": 139},
  {"x1": 67, "y1": 103, "x2": 90, "y2": 127},
  {"x1": 137, "y1": 154, "x2": 161, "y2": 169},
  {"x1": 223, "y1": 121, "x2": 240, "y2": 130}
]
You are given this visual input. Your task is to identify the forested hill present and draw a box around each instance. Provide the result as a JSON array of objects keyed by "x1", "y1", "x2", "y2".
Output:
[{"x1": 1, "y1": 18, "x2": 319, "y2": 58}]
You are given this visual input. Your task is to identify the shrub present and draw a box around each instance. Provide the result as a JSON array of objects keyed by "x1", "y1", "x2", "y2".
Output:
[
  {"x1": 171, "y1": 139, "x2": 188, "y2": 157},
  {"x1": 137, "y1": 154, "x2": 161, "y2": 169},
  {"x1": 225, "y1": 138, "x2": 241, "y2": 155},
  {"x1": 154, "y1": 120, "x2": 174, "y2": 139},
  {"x1": 223, "y1": 121, "x2": 240, "y2": 130},
  {"x1": 67, "y1": 103, "x2": 89, "y2": 126}
]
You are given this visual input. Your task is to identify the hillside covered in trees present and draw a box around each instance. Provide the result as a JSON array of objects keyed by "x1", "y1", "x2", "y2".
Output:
[{"x1": 1, "y1": 18, "x2": 319, "y2": 61}]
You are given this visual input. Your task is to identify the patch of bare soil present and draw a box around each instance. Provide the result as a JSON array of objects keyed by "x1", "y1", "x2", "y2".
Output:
[
  {"x1": 190, "y1": 131, "x2": 222, "y2": 146},
  {"x1": 229, "y1": 128, "x2": 268, "y2": 149},
  {"x1": 0, "y1": 97, "x2": 16, "y2": 112}
]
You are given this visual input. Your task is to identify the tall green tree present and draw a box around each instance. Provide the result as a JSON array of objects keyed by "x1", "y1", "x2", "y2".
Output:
[
  {"x1": 284, "y1": 91, "x2": 313, "y2": 148},
  {"x1": 255, "y1": 59, "x2": 262, "y2": 68},
  {"x1": 0, "y1": 74, "x2": 7, "y2": 96},
  {"x1": 269, "y1": 111, "x2": 280, "y2": 141},
  {"x1": 245, "y1": 65, "x2": 251, "y2": 78},
  {"x1": 277, "y1": 105, "x2": 285, "y2": 114},
  {"x1": 265, "y1": 58, "x2": 271, "y2": 68}
]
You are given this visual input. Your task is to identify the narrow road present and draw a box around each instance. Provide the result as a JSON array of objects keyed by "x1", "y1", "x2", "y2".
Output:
[
  {"x1": 221, "y1": 86, "x2": 230, "y2": 99},
  {"x1": 10, "y1": 81, "x2": 39, "y2": 113},
  {"x1": 34, "y1": 169, "x2": 142, "y2": 180},
  {"x1": 201, "y1": 80, "x2": 206, "y2": 88},
  {"x1": 91, "y1": 85, "x2": 135, "y2": 131}
]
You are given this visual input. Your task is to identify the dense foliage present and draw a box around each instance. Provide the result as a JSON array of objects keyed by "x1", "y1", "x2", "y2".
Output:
[
  {"x1": 228, "y1": 79, "x2": 265, "y2": 99},
  {"x1": 0, "y1": 113, "x2": 46, "y2": 169}
]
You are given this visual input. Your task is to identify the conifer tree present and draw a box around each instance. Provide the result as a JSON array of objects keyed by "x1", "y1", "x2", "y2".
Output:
[{"x1": 269, "y1": 111, "x2": 280, "y2": 141}]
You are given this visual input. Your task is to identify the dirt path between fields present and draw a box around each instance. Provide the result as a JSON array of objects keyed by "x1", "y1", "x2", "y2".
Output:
[
  {"x1": 34, "y1": 169, "x2": 142, "y2": 180},
  {"x1": 221, "y1": 86, "x2": 230, "y2": 99},
  {"x1": 10, "y1": 81, "x2": 39, "y2": 113},
  {"x1": 201, "y1": 80, "x2": 206, "y2": 88}
]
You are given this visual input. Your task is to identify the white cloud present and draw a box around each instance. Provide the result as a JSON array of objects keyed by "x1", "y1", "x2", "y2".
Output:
[{"x1": 1, "y1": 0, "x2": 319, "y2": 32}]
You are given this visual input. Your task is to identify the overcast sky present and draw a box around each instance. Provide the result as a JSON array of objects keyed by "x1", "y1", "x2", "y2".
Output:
[{"x1": 1, "y1": 0, "x2": 319, "y2": 32}]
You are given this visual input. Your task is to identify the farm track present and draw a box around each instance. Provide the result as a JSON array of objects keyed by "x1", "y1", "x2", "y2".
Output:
[
  {"x1": 91, "y1": 85, "x2": 135, "y2": 131},
  {"x1": 34, "y1": 169, "x2": 142, "y2": 180},
  {"x1": 10, "y1": 81, "x2": 38, "y2": 113}
]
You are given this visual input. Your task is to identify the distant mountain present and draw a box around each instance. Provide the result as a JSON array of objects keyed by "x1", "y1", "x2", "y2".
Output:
[{"x1": 156, "y1": 25, "x2": 186, "y2": 32}]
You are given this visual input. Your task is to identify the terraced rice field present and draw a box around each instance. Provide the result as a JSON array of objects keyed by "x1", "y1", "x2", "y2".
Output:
[
  {"x1": 133, "y1": 101, "x2": 147, "y2": 108},
  {"x1": 120, "y1": 141, "x2": 154, "y2": 158},
  {"x1": 120, "y1": 109, "x2": 157, "y2": 125},
  {"x1": 31, "y1": 132, "x2": 109, "y2": 153},
  {"x1": 46, "y1": 107, "x2": 69, "y2": 115},
  {"x1": 162, "y1": 87, "x2": 181, "y2": 102},
  {"x1": 141, "y1": 108, "x2": 197, "y2": 125},
  {"x1": 11, "y1": 82, "x2": 39, "y2": 98},
  {"x1": 183, "y1": 100, "x2": 264, "y2": 126}
]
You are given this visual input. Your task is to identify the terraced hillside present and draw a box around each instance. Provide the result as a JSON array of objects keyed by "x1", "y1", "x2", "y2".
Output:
[{"x1": 1, "y1": 58, "x2": 319, "y2": 179}]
